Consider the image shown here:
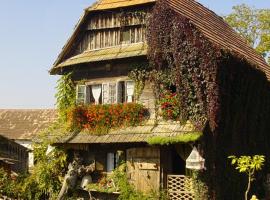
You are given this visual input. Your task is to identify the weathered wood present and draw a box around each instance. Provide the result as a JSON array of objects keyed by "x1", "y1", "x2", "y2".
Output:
[{"x1": 126, "y1": 147, "x2": 160, "y2": 193}]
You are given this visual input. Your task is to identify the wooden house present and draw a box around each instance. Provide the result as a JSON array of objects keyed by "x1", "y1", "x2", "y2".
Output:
[
  {"x1": 0, "y1": 109, "x2": 57, "y2": 170},
  {"x1": 49, "y1": 0, "x2": 270, "y2": 199},
  {"x1": 0, "y1": 135, "x2": 28, "y2": 173}
]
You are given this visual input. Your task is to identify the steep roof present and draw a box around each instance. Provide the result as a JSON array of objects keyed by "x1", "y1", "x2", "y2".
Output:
[
  {"x1": 167, "y1": 0, "x2": 270, "y2": 79},
  {"x1": 0, "y1": 109, "x2": 57, "y2": 140},
  {"x1": 50, "y1": 0, "x2": 269, "y2": 79}
]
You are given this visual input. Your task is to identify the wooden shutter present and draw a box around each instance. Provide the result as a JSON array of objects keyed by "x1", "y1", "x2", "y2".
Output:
[
  {"x1": 117, "y1": 81, "x2": 125, "y2": 103},
  {"x1": 102, "y1": 83, "x2": 109, "y2": 104},
  {"x1": 126, "y1": 81, "x2": 135, "y2": 102},
  {"x1": 76, "y1": 85, "x2": 86, "y2": 104},
  {"x1": 109, "y1": 83, "x2": 117, "y2": 103}
]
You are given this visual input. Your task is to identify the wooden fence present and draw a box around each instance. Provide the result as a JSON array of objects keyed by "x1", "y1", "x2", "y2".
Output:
[{"x1": 167, "y1": 175, "x2": 195, "y2": 200}]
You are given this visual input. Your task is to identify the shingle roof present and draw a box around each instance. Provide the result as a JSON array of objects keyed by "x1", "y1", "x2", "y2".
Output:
[
  {"x1": 88, "y1": 0, "x2": 155, "y2": 11},
  {"x1": 51, "y1": 120, "x2": 198, "y2": 144},
  {"x1": 0, "y1": 109, "x2": 57, "y2": 140},
  {"x1": 167, "y1": 0, "x2": 270, "y2": 79},
  {"x1": 51, "y1": 43, "x2": 147, "y2": 74}
]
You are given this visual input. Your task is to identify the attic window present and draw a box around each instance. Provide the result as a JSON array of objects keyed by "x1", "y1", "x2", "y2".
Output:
[{"x1": 120, "y1": 29, "x2": 130, "y2": 44}]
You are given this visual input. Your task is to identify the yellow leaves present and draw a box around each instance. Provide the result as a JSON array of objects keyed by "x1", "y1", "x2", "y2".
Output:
[{"x1": 228, "y1": 155, "x2": 265, "y2": 175}]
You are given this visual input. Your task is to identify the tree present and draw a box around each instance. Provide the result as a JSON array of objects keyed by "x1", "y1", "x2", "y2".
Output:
[
  {"x1": 228, "y1": 155, "x2": 265, "y2": 200},
  {"x1": 225, "y1": 4, "x2": 270, "y2": 64}
]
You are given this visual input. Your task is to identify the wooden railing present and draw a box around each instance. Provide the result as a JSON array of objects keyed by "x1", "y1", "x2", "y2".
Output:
[{"x1": 167, "y1": 175, "x2": 195, "y2": 200}]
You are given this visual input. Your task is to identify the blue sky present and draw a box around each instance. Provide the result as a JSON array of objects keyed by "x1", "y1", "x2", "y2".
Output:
[{"x1": 0, "y1": 1, "x2": 269, "y2": 109}]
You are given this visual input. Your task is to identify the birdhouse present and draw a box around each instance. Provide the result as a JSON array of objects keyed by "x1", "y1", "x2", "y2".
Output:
[{"x1": 186, "y1": 146, "x2": 205, "y2": 170}]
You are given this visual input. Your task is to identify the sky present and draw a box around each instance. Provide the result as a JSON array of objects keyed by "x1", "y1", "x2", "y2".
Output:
[{"x1": 0, "y1": 1, "x2": 269, "y2": 109}]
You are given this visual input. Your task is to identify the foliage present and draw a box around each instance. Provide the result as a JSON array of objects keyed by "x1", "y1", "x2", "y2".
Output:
[
  {"x1": 228, "y1": 155, "x2": 265, "y2": 200},
  {"x1": 0, "y1": 142, "x2": 67, "y2": 200},
  {"x1": 128, "y1": 63, "x2": 149, "y2": 100},
  {"x1": 67, "y1": 103, "x2": 147, "y2": 134},
  {"x1": 87, "y1": 164, "x2": 167, "y2": 200},
  {"x1": 225, "y1": 4, "x2": 270, "y2": 63},
  {"x1": 0, "y1": 168, "x2": 21, "y2": 198},
  {"x1": 20, "y1": 143, "x2": 67, "y2": 200},
  {"x1": 147, "y1": 132, "x2": 202, "y2": 145},
  {"x1": 191, "y1": 171, "x2": 210, "y2": 200},
  {"x1": 147, "y1": 0, "x2": 220, "y2": 130},
  {"x1": 159, "y1": 90, "x2": 180, "y2": 120},
  {"x1": 55, "y1": 72, "x2": 76, "y2": 122}
]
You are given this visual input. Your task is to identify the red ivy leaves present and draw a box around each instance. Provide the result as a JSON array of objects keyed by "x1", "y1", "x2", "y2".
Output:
[{"x1": 147, "y1": 0, "x2": 222, "y2": 130}]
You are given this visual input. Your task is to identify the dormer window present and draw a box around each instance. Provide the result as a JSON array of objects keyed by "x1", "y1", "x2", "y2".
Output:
[
  {"x1": 120, "y1": 29, "x2": 131, "y2": 44},
  {"x1": 76, "y1": 81, "x2": 135, "y2": 105}
]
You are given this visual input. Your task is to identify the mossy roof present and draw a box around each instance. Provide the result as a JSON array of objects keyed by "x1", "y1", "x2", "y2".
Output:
[
  {"x1": 51, "y1": 43, "x2": 147, "y2": 73},
  {"x1": 50, "y1": 120, "x2": 201, "y2": 144},
  {"x1": 87, "y1": 0, "x2": 155, "y2": 11}
]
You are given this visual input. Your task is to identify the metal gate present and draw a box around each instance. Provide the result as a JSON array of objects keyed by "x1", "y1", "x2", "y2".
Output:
[{"x1": 167, "y1": 175, "x2": 195, "y2": 200}]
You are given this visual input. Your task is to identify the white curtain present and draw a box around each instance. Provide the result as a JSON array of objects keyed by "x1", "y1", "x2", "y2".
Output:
[
  {"x1": 92, "y1": 85, "x2": 102, "y2": 104},
  {"x1": 126, "y1": 81, "x2": 134, "y2": 102},
  {"x1": 107, "y1": 152, "x2": 115, "y2": 172}
]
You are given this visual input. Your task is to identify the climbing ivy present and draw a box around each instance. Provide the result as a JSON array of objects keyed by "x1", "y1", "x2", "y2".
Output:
[
  {"x1": 55, "y1": 72, "x2": 76, "y2": 122},
  {"x1": 147, "y1": 0, "x2": 221, "y2": 130}
]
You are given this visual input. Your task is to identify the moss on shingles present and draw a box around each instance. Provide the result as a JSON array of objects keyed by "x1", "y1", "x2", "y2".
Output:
[{"x1": 147, "y1": 131, "x2": 202, "y2": 145}]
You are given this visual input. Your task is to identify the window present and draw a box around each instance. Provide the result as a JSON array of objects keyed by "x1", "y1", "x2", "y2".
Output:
[
  {"x1": 76, "y1": 81, "x2": 135, "y2": 105},
  {"x1": 126, "y1": 81, "x2": 135, "y2": 102},
  {"x1": 120, "y1": 29, "x2": 130, "y2": 44},
  {"x1": 106, "y1": 151, "x2": 123, "y2": 172},
  {"x1": 76, "y1": 85, "x2": 86, "y2": 104},
  {"x1": 91, "y1": 84, "x2": 102, "y2": 104}
]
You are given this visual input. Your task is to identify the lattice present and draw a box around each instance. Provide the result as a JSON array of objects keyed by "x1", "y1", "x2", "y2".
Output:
[{"x1": 167, "y1": 175, "x2": 195, "y2": 200}]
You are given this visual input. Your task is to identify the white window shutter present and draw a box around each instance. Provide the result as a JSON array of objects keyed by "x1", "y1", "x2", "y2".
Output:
[
  {"x1": 126, "y1": 81, "x2": 135, "y2": 103},
  {"x1": 76, "y1": 85, "x2": 86, "y2": 104},
  {"x1": 109, "y1": 83, "x2": 117, "y2": 104},
  {"x1": 102, "y1": 83, "x2": 109, "y2": 104}
]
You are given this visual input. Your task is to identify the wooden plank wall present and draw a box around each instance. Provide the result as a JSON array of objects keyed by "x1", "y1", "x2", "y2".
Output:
[
  {"x1": 74, "y1": 10, "x2": 148, "y2": 54},
  {"x1": 126, "y1": 147, "x2": 160, "y2": 193}
]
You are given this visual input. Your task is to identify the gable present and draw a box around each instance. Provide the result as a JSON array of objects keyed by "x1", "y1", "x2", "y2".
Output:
[{"x1": 50, "y1": 0, "x2": 154, "y2": 75}]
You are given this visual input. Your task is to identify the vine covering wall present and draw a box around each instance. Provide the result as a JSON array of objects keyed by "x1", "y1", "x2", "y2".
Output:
[{"x1": 147, "y1": 0, "x2": 221, "y2": 131}]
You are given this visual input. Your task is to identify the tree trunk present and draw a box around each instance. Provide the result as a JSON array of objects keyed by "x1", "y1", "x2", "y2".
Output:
[{"x1": 245, "y1": 175, "x2": 251, "y2": 200}]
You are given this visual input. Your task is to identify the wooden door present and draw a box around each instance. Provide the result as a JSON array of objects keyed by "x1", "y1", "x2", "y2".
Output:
[{"x1": 126, "y1": 147, "x2": 160, "y2": 193}]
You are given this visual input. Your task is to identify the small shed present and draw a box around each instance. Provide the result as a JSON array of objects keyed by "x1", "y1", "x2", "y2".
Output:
[{"x1": 0, "y1": 109, "x2": 57, "y2": 169}]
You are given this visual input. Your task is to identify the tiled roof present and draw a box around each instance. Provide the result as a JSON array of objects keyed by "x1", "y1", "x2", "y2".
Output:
[
  {"x1": 0, "y1": 109, "x2": 57, "y2": 140},
  {"x1": 88, "y1": 0, "x2": 155, "y2": 11},
  {"x1": 51, "y1": 43, "x2": 147, "y2": 73},
  {"x1": 51, "y1": 120, "x2": 198, "y2": 144},
  {"x1": 167, "y1": 0, "x2": 270, "y2": 79}
]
